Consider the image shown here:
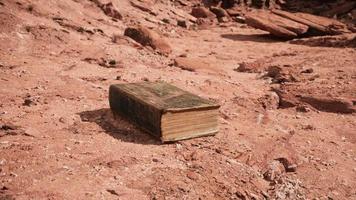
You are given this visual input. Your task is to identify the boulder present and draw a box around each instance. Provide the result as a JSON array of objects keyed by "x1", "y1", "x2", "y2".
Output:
[
  {"x1": 191, "y1": 7, "x2": 216, "y2": 18},
  {"x1": 246, "y1": 9, "x2": 350, "y2": 38},
  {"x1": 245, "y1": 12, "x2": 299, "y2": 38},
  {"x1": 272, "y1": 9, "x2": 350, "y2": 35},
  {"x1": 124, "y1": 26, "x2": 172, "y2": 55},
  {"x1": 261, "y1": 10, "x2": 309, "y2": 35},
  {"x1": 210, "y1": 7, "x2": 229, "y2": 18}
]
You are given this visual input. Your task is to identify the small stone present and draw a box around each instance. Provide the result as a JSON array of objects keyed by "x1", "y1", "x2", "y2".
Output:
[
  {"x1": 186, "y1": 171, "x2": 198, "y2": 180},
  {"x1": 341, "y1": 136, "x2": 346, "y2": 142},
  {"x1": 23, "y1": 98, "x2": 35, "y2": 106},
  {"x1": 226, "y1": 159, "x2": 237, "y2": 164},
  {"x1": 177, "y1": 20, "x2": 189, "y2": 28},
  {"x1": 176, "y1": 143, "x2": 182, "y2": 150},
  {"x1": 141, "y1": 77, "x2": 149, "y2": 82},
  {"x1": 10, "y1": 172, "x2": 17, "y2": 177},
  {"x1": 302, "y1": 124, "x2": 315, "y2": 130},
  {"x1": 301, "y1": 68, "x2": 314, "y2": 73},
  {"x1": 59, "y1": 117, "x2": 66, "y2": 123},
  {"x1": 218, "y1": 16, "x2": 230, "y2": 23},
  {"x1": 152, "y1": 158, "x2": 159, "y2": 162},
  {"x1": 162, "y1": 18, "x2": 170, "y2": 24},
  {"x1": 287, "y1": 164, "x2": 298, "y2": 172},
  {"x1": 234, "y1": 16, "x2": 246, "y2": 23},
  {"x1": 107, "y1": 189, "x2": 119, "y2": 196},
  {"x1": 296, "y1": 105, "x2": 311, "y2": 112},
  {"x1": 108, "y1": 60, "x2": 116, "y2": 66}
]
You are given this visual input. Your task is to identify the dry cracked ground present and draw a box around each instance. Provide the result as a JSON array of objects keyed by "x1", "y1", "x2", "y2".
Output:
[{"x1": 0, "y1": 0, "x2": 355, "y2": 199}]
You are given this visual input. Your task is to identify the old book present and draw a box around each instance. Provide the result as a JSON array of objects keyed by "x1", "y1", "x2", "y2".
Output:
[{"x1": 109, "y1": 82, "x2": 220, "y2": 142}]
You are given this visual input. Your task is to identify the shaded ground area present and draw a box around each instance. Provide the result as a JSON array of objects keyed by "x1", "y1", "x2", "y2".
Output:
[{"x1": 0, "y1": 0, "x2": 355, "y2": 199}]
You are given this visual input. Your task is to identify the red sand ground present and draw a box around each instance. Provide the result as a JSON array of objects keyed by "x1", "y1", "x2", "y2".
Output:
[{"x1": 0, "y1": 0, "x2": 355, "y2": 199}]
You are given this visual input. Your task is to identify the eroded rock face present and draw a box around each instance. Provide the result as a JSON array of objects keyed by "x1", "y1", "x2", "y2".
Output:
[
  {"x1": 246, "y1": 9, "x2": 350, "y2": 39},
  {"x1": 245, "y1": 11, "x2": 300, "y2": 38},
  {"x1": 272, "y1": 10, "x2": 350, "y2": 35},
  {"x1": 124, "y1": 26, "x2": 172, "y2": 55}
]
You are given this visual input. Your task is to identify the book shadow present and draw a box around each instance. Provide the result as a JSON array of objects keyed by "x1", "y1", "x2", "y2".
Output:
[{"x1": 78, "y1": 108, "x2": 160, "y2": 145}]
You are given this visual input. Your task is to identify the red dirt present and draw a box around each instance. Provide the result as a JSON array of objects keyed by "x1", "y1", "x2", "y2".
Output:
[{"x1": 0, "y1": 0, "x2": 355, "y2": 199}]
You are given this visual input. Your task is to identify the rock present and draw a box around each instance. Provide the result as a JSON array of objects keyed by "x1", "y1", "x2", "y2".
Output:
[
  {"x1": 1, "y1": 123, "x2": 20, "y2": 131},
  {"x1": 272, "y1": 9, "x2": 350, "y2": 35},
  {"x1": 107, "y1": 189, "x2": 119, "y2": 196},
  {"x1": 218, "y1": 16, "x2": 230, "y2": 23},
  {"x1": 298, "y1": 96, "x2": 355, "y2": 114},
  {"x1": 234, "y1": 16, "x2": 246, "y2": 23},
  {"x1": 173, "y1": 57, "x2": 221, "y2": 74},
  {"x1": 124, "y1": 26, "x2": 172, "y2": 55},
  {"x1": 130, "y1": 1, "x2": 156, "y2": 16},
  {"x1": 210, "y1": 7, "x2": 229, "y2": 18},
  {"x1": 290, "y1": 34, "x2": 356, "y2": 48},
  {"x1": 272, "y1": 88, "x2": 298, "y2": 108},
  {"x1": 258, "y1": 92, "x2": 280, "y2": 110},
  {"x1": 162, "y1": 18, "x2": 170, "y2": 24},
  {"x1": 191, "y1": 7, "x2": 216, "y2": 19},
  {"x1": 265, "y1": 65, "x2": 298, "y2": 83},
  {"x1": 177, "y1": 20, "x2": 190, "y2": 28},
  {"x1": 300, "y1": 68, "x2": 313, "y2": 74},
  {"x1": 296, "y1": 105, "x2": 311, "y2": 113},
  {"x1": 275, "y1": 157, "x2": 297, "y2": 172},
  {"x1": 171, "y1": 8, "x2": 197, "y2": 23},
  {"x1": 263, "y1": 160, "x2": 285, "y2": 181},
  {"x1": 234, "y1": 61, "x2": 265, "y2": 73},
  {"x1": 246, "y1": 13, "x2": 297, "y2": 38},
  {"x1": 100, "y1": 2, "x2": 123, "y2": 20},
  {"x1": 245, "y1": 11, "x2": 308, "y2": 38},
  {"x1": 245, "y1": 9, "x2": 350, "y2": 39},
  {"x1": 23, "y1": 95, "x2": 39, "y2": 106},
  {"x1": 186, "y1": 171, "x2": 199, "y2": 180}
]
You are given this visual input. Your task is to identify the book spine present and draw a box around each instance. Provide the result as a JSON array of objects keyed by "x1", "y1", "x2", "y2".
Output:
[{"x1": 109, "y1": 85, "x2": 162, "y2": 138}]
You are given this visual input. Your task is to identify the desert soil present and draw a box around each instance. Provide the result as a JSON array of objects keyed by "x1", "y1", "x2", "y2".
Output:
[{"x1": 0, "y1": 0, "x2": 355, "y2": 199}]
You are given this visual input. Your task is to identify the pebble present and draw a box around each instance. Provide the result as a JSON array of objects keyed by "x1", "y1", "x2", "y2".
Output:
[
  {"x1": 186, "y1": 171, "x2": 198, "y2": 180},
  {"x1": 0, "y1": 159, "x2": 6, "y2": 165},
  {"x1": 59, "y1": 117, "x2": 66, "y2": 123},
  {"x1": 341, "y1": 136, "x2": 346, "y2": 142}
]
